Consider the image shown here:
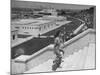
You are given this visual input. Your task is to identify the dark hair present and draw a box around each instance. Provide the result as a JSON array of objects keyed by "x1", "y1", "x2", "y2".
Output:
[
  {"x1": 54, "y1": 30, "x2": 61, "y2": 38},
  {"x1": 59, "y1": 49, "x2": 64, "y2": 55}
]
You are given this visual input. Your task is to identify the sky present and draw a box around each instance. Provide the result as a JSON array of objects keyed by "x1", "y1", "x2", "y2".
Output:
[{"x1": 11, "y1": 0, "x2": 94, "y2": 10}]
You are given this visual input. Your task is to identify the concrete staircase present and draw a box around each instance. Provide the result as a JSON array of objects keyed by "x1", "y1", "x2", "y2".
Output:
[{"x1": 24, "y1": 43, "x2": 95, "y2": 73}]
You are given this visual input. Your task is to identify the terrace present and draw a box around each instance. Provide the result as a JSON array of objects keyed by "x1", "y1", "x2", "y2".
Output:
[{"x1": 11, "y1": 16, "x2": 82, "y2": 59}]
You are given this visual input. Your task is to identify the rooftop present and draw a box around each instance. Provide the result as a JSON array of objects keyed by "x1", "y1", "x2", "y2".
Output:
[{"x1": 11, "y1": 19, "x2": 51, "y2": 26}]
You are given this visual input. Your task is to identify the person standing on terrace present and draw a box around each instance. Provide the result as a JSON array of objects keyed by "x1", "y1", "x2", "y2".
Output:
[{"x1": 54, "y1": 30, "x2": 65, "y2": 59}]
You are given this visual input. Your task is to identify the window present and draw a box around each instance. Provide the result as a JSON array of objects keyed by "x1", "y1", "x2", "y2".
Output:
[
  {"x1": 15, "y1": 27, "x2": 19, "y2": 29},
  {"x1": 13, "y1": 35, "x2": 15, "y2": 40}
]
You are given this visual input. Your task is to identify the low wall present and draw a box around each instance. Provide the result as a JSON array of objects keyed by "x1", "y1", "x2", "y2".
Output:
[
  {"x1": 11, "y1": 60, "x2": 26, "y2": 74},
  {"x1": 63, "y1": 29, "x2": 95, "y2": 58},
  {"x1": 11, "y1": 29, "x2": 95, "y2": 74}
]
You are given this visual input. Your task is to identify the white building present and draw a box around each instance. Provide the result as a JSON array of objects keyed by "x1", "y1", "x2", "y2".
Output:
[
  {"x1": 11, "y1": 8, "x2": 67, "y2": 36},
  {"x1": 11, "y1": 19, "x2": 57, "y2": 36},
  {"x1": 39, "y1": 8, "x2": 58, "y2": 16},
  {"x1": 11, "y1": 13, "x2": 67, "y2": 36}
]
